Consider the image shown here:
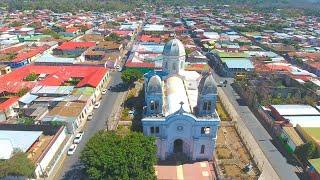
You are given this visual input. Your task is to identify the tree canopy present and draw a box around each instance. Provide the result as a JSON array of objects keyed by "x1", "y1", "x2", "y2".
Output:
[
  {"x1": 80, "y1": 131, "x2": 157, "y2": 180},
  {"x1": 17, "y1": 117, "x2": 34, "y2": 125},
  {"x1": 295, "y1": 141, "x2": 319, "y2": 161},
  {"x1": 104, "y1": 33, "x2": 124, "y2": 42},
  {"x1": 5, "y1": 0, "x2": 311, "y2": 13},
  {"x1": 0, "y1": 152, "x2": 35, "y2": 178},
  {"x1": 121, "y1": 69, "x2": 143, "y2": 85}
]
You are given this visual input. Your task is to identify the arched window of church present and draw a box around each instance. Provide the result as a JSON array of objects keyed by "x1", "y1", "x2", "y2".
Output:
[
  {"x1": 200, "y1": 145, "x2": 205, "y2": 154},
  {"x1": 165, "y1": 61, "x2": 168, "y2": 69}
]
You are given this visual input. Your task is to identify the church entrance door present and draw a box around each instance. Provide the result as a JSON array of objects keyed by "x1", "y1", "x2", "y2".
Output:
[{"x1": 173, "y1": 139, "x2": 183, "y2": 153}]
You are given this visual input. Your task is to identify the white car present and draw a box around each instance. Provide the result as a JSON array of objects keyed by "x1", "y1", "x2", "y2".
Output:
[
  {"x1": 94, "y1": 101, "x2": 101, "y2": 109},
  {"x1": 101, "y1": 89, "x2": 107, "y2": 95},
  {"x1": 67, "y1": 144, "x2": 77, "y2": 155},
  {"x1": 87, "y1": 113, "x2": 93, "y2": 121},
  {"x1": 116, "y1": 65, "x2": 122, "y2": 72},
  {"x1": 73, "y1": 132, "x2": 84, "y2": 144}
]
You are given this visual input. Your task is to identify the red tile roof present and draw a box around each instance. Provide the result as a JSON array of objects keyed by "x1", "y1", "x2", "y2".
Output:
[
  {"x1": 112, "y1": 30, "x2": 132, "y2": 37},
  {"x1": 66, "y1": 27, "x2": 79, "y2": 33},
  {"x1": 0, "y1": 65, "x2": 108, "y2": 94},
  {"x1": 13, "y1": 45, "x2": 50, "y2": 62},
  {"x1": 0, "y1": 96, "x2": 19, "y2": 110},
  {"x1": 125, "y1": 60, "x2": 154, "y2": 68},
  {"x1": 0, "y1": 26, "x2": 10, "y2": 32},
  {"x1": 139, "y1": 35, "x2": 161, "y2": 43},
  {"x1": 57, "y1": 42, "x2": 96, "y2": 50},
  {"x1": 0, "y1": 45, "x2": 25, "y2": 54}
]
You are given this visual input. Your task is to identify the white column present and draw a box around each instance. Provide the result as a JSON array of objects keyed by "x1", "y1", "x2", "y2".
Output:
[
  {"x1": 192, "y1": 139, "x2": 198, "y2": 161},
  {"x1": 161, "y1": 138, "x2": 166, "y2": 160}
]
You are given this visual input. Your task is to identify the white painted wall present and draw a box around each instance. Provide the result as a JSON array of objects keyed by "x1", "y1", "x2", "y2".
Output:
[{"x1": 34, "y1": 127, "x2": 67, "y2": 178}]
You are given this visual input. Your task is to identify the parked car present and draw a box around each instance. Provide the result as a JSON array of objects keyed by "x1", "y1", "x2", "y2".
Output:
[
  {"x1": 101, "y1": 89, "x2": 107, "y2": 95},
  {"x1": 94, "y1": 101, "x2": 101, "y2": 109},
  {"x1": 87, "y1": 112, "x2": 93, "y2": 121},
  {"x1": 67, "y1": 144, "x2": 77, "y2": 155},
  {"x1": 218, "y1": 80, "x2": 227, "y2": 87},
  {"x1": 73, "y1": 132, "x2": 84, "y2": 144},
  {"x1": 116, "y1": 65, "x2": 122, "y2": 72}
]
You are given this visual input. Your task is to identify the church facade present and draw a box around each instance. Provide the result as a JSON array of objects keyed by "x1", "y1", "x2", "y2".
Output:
[{"x1": 142, "y1": 38, "x2": 220, "y2": 161}]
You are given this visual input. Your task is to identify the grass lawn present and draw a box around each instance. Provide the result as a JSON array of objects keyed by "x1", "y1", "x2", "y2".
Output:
[
  {"x1": 303, "y1": 128, "x2": 320, "y2": 141},
  {"x1": 216, "y1": 100, "x2": 231, "y2": 121},
  {"x1": 309, "y1": 158, "x2": 320, "y2": 173}
]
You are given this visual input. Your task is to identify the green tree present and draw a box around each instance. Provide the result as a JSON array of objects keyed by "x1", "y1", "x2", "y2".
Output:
[
  {"x1": 42, "y1": 29, "x2": 60, "y2": 39},
  {"x1": 80, "y1": 131, "x2": 157, "y2": 180},
  {"x1": 105, "y1": 33, "x2": 124, "y2": 42},
  {"x1": 24, "y1": 72, "x2": 38, "y2": 81},
  {"x1": 121, "y1": 69, "x2": 143, "y2": 85},
  {"x1": 9, "y1": 21, "x2": 22, "y2": 27},
  {"x1": 17, "y1": 87, "x2": 30, "y2": 97},
  {"x1": 0, "y1": 152, "x2": 35, "y2": 178},
  {"x1": 17, "y1": 117, "x2": 34, "y2": 125},
  {"x1": 185, "y1": 48, "x2": 193, "y2": 57},
  {"x1": 295, "y1": 141, "x2": 319, "y2": 161},
  {"x1": 79, "y1": 25, "x2": 89, "y2": 33}
]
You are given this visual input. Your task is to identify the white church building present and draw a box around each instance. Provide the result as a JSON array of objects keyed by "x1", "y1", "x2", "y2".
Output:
[{"x1": 142, "y1": 38, "x2": 220, "y2": 161}]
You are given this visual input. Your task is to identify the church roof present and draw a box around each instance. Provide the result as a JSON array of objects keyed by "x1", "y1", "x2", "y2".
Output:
[
  {"x1": 162, "y1": 38, "x2": 186, "y2": 57},
  {"x1": 147, "y1": 75, "x2": 162, "y2": 94},
  {"x1": 166, "y1": 76, "x2": 191, "y2": 115},
  {"x1": 199, "y1": 73, "x2": 217, "y2": 95}
]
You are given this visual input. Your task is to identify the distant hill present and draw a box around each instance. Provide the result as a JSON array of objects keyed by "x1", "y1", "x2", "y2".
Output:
[{"x1": 4, "y1": 0, "x2": 320, "y2": 12}]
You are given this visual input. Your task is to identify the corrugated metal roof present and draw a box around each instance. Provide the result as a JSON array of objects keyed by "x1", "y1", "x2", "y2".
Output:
[
  {"x1": 0, "y1": 139, "x2": 13, "y2": 159},
  {"x1": 284, "y1": 116, "x2": 320, "y2": 127},
  {"x1": 19, "y1": 93, "x2": 38, "y2": 104},
  {"x1": 0, "y1": 130, "x2": 42, "y2": 153},
  {"x1": 222, "y1": 58, "x2": 254, "y2": 69},
  {"x1": 272, "y1": 104, "x2": 320, "y2": 116}
]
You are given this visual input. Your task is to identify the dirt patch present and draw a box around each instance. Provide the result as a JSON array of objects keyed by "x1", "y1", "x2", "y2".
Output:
[
  {"x1": 216, "y1": 125, "x2": 260, "y2": 178},
  {"x1": 217, "y1": 147, "x2": 232, "y2": 159},
  {"x1": 223, "y1": 164, "x2": 242, "y2": 177},
  {"x1": 217, "y1": 128, "x2": 226, "y2": 144}
]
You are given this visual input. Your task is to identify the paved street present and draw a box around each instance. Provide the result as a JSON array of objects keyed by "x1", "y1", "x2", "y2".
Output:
[
  {"x1": 53, "y1": 71, "x2": 124, "y2": 180},
  {"x1": 209, "y1": 69, "x2": 302, "y2": 180}
]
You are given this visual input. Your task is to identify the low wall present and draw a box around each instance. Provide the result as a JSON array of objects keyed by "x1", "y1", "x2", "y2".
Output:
[{"x1": 218, "y1": 88, "x2": 280, "y2": 180}]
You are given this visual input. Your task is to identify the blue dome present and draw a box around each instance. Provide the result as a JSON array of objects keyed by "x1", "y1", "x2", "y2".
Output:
[
  {"x1": 147, "y1": 75, "x2": 162, "y2": 94},
  {"x1": 162, "y1": 38, "x2": 186, "y2": 57}
]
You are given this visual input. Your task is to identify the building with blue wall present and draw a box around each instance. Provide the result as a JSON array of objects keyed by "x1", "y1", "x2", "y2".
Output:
[{"x1": 142, "y1": 38, "x2": 220, "y2": 161}]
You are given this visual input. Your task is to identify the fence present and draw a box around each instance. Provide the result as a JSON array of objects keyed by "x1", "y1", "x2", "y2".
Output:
[{"x1": 218, "y1": 88, "x2": 280, "y2": 180}]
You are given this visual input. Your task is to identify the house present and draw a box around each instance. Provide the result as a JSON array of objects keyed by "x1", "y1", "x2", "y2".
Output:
[
  {"x1": 0, "y1": 124, "x2": 67, "y2": 179},
  {"x1": 0, "y1": 97, "x2": 19, "y2": 122},
  {"x1": 308, "y1": 158, "x2": 320, "y2": 180},
  {"x1": 41, "y1": 101, "x2": 87, "y2": 133},
  {"x1": 0, "y1": 44, "x2": 51, "y2": 68},
  {"x1": 269, "y1": 104, "x2": 320, "y2": 127},
  {"x1": 53, "y1": 42, "x2": 96, "y2": 57},
  {"x1": 0, "y1": 65, "x2": 11, "y2": 75},
  {"x1": 59, "y1": 27, "x2": 81, "y2": 37},
  {"x1": 279, "y1": 126, "x2": 304, "y2": 153},
  {"x1": 84, "y1": 47, "x2": 105, "y2": 61},
  {"x1": 220, "y1": 58, "x2": 254, "y2": 77},
  {"x1": 0, "y1": 65, "x2": 110, "y2": 122}
]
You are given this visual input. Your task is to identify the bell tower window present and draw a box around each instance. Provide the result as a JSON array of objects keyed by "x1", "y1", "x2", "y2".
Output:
[
  {"x1": 150, "y1": 101, "x2": 159, "y2": 111},
  {"x1": 203, "y1": 101, "x2": 212, "y2": 111}
]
